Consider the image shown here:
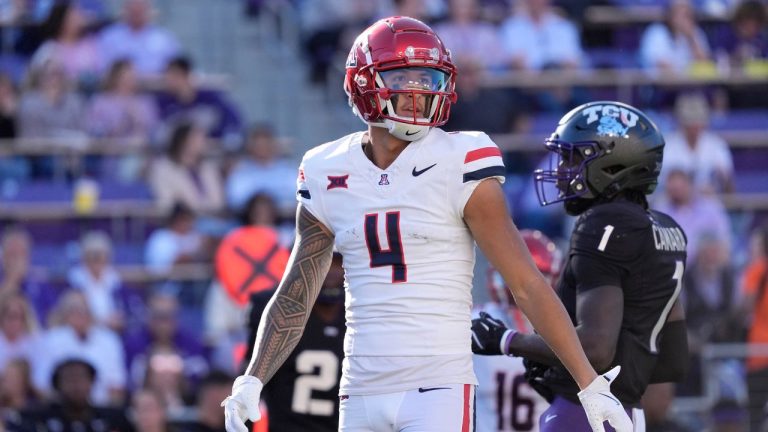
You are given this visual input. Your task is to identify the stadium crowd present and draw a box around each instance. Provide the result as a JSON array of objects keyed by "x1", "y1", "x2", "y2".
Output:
[{"x1": 0, "y1": 0, "x2": 766, "y2": 431}]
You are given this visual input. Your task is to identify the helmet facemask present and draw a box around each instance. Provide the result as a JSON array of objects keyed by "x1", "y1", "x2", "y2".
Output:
[
  {"x1": 369, "y1": 66, "x2": 454, "y2": 141},
  {"x1": 534, "y1": 138, "x2": 602, "y2": 206}
]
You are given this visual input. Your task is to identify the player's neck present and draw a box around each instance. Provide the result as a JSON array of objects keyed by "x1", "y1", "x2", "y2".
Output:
[{"x1": 364, "y1": 126, "x2": 409, "y2": 170}]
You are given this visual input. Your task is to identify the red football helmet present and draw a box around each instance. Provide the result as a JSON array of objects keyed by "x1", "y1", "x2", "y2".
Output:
[
  {"x1": 344, "y1": 16, "x2": 457, "y2": 141},
  {"x1": 487, "y1": 230, "x2": 562, "y2": 306}
]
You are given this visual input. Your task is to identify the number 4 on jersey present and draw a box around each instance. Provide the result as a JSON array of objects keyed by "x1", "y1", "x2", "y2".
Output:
[{"x1": 364, "y1": 212, "x2": 407, "y2": 283}]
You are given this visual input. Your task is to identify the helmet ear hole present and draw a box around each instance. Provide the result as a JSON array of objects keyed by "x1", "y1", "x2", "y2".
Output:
[{"x1": 602, "y1": 165, "x2": 626, "y2": 175}]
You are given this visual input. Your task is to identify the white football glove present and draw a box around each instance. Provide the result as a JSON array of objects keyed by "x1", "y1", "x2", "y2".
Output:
[
  {"x1": 577, "y1": 366, "x2": 633, "y2": 432},
  {"x1": 221, "y1": 375, "x2": 263, "y2": 432}
]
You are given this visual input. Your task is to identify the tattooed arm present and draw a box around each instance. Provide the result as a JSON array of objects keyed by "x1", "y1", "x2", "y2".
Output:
[
  {"x1": 223, "y1": 203, "x2": 335, "y2": 431},
  {"x1": 244, "y1": 203, "x2": 335, "y2": 381}
]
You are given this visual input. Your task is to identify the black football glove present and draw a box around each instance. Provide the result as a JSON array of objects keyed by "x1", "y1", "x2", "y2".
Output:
[
  {"x1": 471, "y1": 312, "x2": 517, "y2": 355},
  {"x1": 523, "y1": 358, "x2": 554, "y2": 403}
]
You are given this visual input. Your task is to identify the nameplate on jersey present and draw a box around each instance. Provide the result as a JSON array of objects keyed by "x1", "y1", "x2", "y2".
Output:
[{"x1": 652, "y1": 225, "x2": 686, "y2": 252}]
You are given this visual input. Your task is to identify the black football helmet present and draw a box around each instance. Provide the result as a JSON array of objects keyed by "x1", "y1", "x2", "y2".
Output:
[{"x1": 534, "y1": 101, "x2": 665, "y2": 215}]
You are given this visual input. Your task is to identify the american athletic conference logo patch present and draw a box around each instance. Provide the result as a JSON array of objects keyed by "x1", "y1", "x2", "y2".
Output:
[{"x1": 378, "y1": 174, "x2": 390, "y2": 186}]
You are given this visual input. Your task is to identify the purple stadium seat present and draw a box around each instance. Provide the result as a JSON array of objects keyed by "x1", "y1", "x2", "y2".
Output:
[
  {"x1": 2, "y1": 179, "x2": 154, "y2": 204},
  {"x1": 97, "y1": 179, "x2": 154, "y2": 201},
  {"x1": 587, "y1": 48, "x2": 640, "y2": 69},
  {"x1": 4, "y1": 181, "x2": 72, "y2": 203},
  {"x1": 733, "y1": 172, "x2": 768, "y2": 193},
  {"x1": 710, "y1": 110, "x2": 768, "y2": 132}
]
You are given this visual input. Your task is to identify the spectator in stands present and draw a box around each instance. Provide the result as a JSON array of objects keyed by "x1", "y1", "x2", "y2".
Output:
[
  {"x1": 18, "y1": 60, "x2": 91, "y2": 178},
  {"x1": 497, "y1": 0, "x2": 588, "y2": 112},
  {"x1": 239, "y1": 190, "x2": 294, "y2": 247},
  {"x1": 0, "y1": 293, "x2": 39, "y2": 373},
  {"x1": 33, "y1": 0, "x2": 115, "y2": 26},
  {"x1": 225, "y1": 123, "x2": 295, "y2": 214},
  {"x1": 662, "y1": 92, "x2": 734, "y2": 194},
  {"x1": 300, "y1": 0, "x2": 385, "y2": 85},
  {"x1": 142, "y1": 349, "x2": 190, "y2": 420},
  {"x1": 67, "y1": 231, "x2": 131, "y2": 333},
  {"x1": 124, "y1": 292, "x2": 209, "y2": 403},
  {"x1": 18, "y1": 60, "x2": 86, "y2": 140},
  {"x1": 34, "y1": 290, "x2": 127, "y2": 406},
  {"x1": 433, "y1": 0, "x2": 506, "y2": 71},
  {"x1": 15, "y1": 358, "x2": 133, "y2": 431},
  {"x1": 683, "y1": 233, "x2": 740, "y2": 344},
  {"x1": 183, "y1": 370, "x2": 232, "y2": 432},
  {"x1": 156, "y1": 56, "x2": 243, "y2": 145},
  {"x1": 130, "y1": 388, "x2": 173, "y2": 432},
  {"x1": 98, "y1": 0, "x2": 181, "y2": 77},
  {"x1": 741, "y1": 223, "x2": 768, "y2": 432},
  {"x1": 144, "y1": 203, "x2": 210, "y2": 274},
  {"x1": 0, "y1": 227, "x2": 61, "y2": 325},
  {"x1": 654, "y1": 168, "x2": 732, "y2": 264},
  {"x1": 390, "y1": 0, "x2": 445, "y2": 22},
  {"x1": 85, "y1": 58, "x2": 159, "y2": 143},
  {"x1": 639, "y1": 0, "x2": 711, "y2": 74},
  {"x1": 0, "y1": 358, "x2": 40, "y2": 424},
  {"x1": 0, "y1": 72, "x2": 27, "y2": 183},
  {"x1": 31, "y1": 1, "x2": 104, "y2": 90},
  {"x1": 0, "y1": 0, "x2": 25, "y2": 26},
  {"x1": 678, "y1": 233, "x2": 742, "y2": 398},
  {"x1": 148, "y1": 123, "x2": 225, "y2": 213},
  {"x1": 713, "y1": 0, "x2": 768, "y2": 108},
  {"x1": 498, "y1": 0, "x2": 583, "y2": 71},
  {"x1": 444, "y1": 57, "x2": 523, "y2": 133},
  {"x1": 713, "y1": 0, "x2": 768, "y2": 69},
  {"x1": 0, "y1": 72, "x2": 17, "y2": 139}
]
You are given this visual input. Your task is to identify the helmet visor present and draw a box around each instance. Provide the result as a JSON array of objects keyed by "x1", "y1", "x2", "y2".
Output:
[
  {"x1": 379, "y1": 67, "x2": 449, "y2": 92},
  {"x1": 376, "y1": 67, "x2": 452, "y2": 125}
]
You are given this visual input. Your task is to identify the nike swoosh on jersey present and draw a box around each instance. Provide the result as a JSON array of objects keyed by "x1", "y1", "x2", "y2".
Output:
[
  {"x1": 412, "y1": 163, "x2": 437, "y2": 177},
  {"x1": 417, "y1": 387, "x2": 451, "y2": 393},
  {"x1": 544, "y1": 414, "x2": 558, "y2": 422}
]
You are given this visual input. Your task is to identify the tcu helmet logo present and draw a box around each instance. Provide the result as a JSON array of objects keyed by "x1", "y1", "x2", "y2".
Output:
[{"x1": 582, "y1": 104, "x2": 639, "y2": 137}]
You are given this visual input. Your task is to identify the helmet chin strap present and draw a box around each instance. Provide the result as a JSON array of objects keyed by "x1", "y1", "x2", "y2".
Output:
[
  {"x1": 382, "y1": 119, "x2": 430, "y2": 141},
  {"x1": 351, "y1": 101, "x2": 431, "y2": 141}
]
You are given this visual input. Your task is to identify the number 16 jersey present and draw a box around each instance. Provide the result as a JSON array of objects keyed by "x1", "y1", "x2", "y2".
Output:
[{"x1": 296, "y1": 128, "x2": 506, "y2": 395}]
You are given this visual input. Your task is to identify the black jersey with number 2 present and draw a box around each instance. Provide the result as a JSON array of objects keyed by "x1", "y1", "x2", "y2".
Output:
[
  {"x1": 247, "y1": 290, "x2": 345, "y2": 432},
  {"x1": 541, "y1": 200, "x2": 687, "y2": 405}
]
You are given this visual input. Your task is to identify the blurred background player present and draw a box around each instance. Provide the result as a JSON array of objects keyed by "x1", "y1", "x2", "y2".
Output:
[
  {"x1": 472, "y1": 102, "x2": 689, "y2": 432},
  {"x1": 473, "y1": 229, "x2": 562, "y2": 432},
  {"x1": 243, "y1": 252, "x2": 345, "y2": 432}
]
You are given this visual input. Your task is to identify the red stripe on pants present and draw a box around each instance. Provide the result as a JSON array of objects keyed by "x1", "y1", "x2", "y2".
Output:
[{"x1": 462, "y1": 384, "x2": 471, "y2": 432}]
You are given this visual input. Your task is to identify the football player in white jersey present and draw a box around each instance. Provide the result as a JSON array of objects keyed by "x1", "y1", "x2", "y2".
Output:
[
  {"x1": 223, "y1": 16, "x2": 632, "y2": 432},
  {"x1": 474, "y1": 230, "x2": 561, "y2": 432}
]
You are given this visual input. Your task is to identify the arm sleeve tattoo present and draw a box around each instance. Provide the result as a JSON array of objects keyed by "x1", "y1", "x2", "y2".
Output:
[{"x1": 244, "y1": 204, "x2": 335, "y2": 382}]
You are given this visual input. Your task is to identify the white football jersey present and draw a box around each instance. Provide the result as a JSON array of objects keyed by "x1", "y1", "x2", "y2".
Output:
[
  {"x1": 296, "y1": 128, "x2": 505, "y2": 395},
  {"x1": 473, "y1": 303, "x2": 549, "y2": 432}
]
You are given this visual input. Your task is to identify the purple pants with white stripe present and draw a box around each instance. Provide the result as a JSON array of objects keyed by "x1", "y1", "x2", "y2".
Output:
[{"x1": 539, "y1": 396, "x2": 646, "y2": 432}]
